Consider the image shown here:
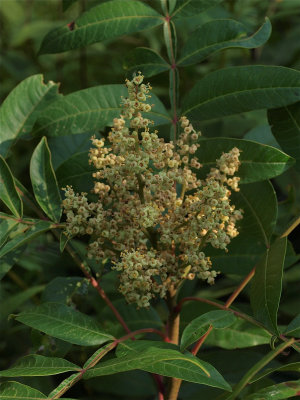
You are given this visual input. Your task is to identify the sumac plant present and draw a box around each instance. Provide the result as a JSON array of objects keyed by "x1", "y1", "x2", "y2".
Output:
[{"x1": 0, "y1": 1, "x2": 300, "y2": 400}]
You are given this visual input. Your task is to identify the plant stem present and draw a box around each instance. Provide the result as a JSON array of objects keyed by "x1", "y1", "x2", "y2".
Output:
[
  {"x1": 226, "y1": 338, "x2": 295, "y2": 399},
  {"x1": 166, "y1": 287, "x2": 181, "y2": 400}
]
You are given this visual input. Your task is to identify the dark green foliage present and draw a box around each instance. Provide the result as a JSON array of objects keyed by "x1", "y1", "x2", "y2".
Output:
[{"x1": 0, "y1": 0, "x2": 299, "y2": 399}]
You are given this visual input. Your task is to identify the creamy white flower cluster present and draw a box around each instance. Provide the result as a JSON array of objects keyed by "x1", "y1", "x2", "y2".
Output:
[{"x1": 62, "y1": 72, "x2": 243, "y2": 308}]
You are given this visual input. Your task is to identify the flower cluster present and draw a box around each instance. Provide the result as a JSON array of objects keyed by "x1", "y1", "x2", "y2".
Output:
[{"x1": 62, "y1": 72, "x2": 243, "y2": 308}]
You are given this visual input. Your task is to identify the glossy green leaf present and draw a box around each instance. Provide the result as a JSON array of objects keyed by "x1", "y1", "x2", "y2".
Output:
[
  {"x1": 56, "y1": 151, "x2": 94, "y2": 193},
  {"x1": 172, "y1": 0, "x2": 223, "y2": 18},
  {"x1": 39, "y1": 0, "x2": 163, "y2": 54},
  {"x1": 209, "y1": 181, "x2": 277, "y2": 274},
  {"x1": 0, "y1": 382, "x2": 47, "y2": 400},
  {"x1": 181, "y1": 311, "x2": 237, "y2": 350},
  {"x1": 178, "y1": 18, "x2": 271, "y2": 66},
  {"x1": 123, "y1": 47, "x2": 170, "y2": 78},
  {"x1": 268, "y1": 102, "x2": 300, "y2": 171},
  {"x1": 0, "y1": 220, "x2": 53, "y2": 258},
  {"x1": 182, "y1": 66, "x2": 300, "y2": 122},
  {"x1": 16, "y1": 302, "x2": 115, "y2": 346},
  {"x1": 244, "y1": 379, "x2": 300, "y2": 400},
  {"x1": 30, "y1": 137, "x2": 62, "y2": 222},
  {"x1": 251, "y1": 236, "x2": 287, "y2": 334},
  {"x1": 206, "y1": 319, "x2": 271, "y2": 349},
  {"x1": 0, "y1": 156, "x2": 23, "y2": 217},
  {"x1": 84, "y1": 345, "x2": 231, "y2": 390},
  {"x1": 33, "y1": 85, "x2": 171, "y2": 137},
  {"x1": 0, "y1": 354, "x2": 80, "y2": 377},
  {"x1": 196, "y1": 138, "x2": 294, "y2": 183},
  {"x1": 0, "y1": 285, "x2": 44, "y2": 321},
  {"x1": 249, "y1": 362, "x2": 300, "y2": 383},
  {"x1": 0, "y1": 74, "x2": 59, "y2": 158},
  {"x1": 284, "y1": 314, "x2": 300, "y2": 337}
]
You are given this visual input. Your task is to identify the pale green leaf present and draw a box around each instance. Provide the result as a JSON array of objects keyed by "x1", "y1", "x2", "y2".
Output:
[
  {"x1": 0, "y1": 220, "x2": 53, "y2": 259},
  {"x1": 181, "y1": 311, "x2": 237, "y2": 350},
  {"x1": 0, "y1": 75, "x2": 59, "y2": 157},
  {"x1": 39, "y1": 0, "x2": 163, "y2": 54},
  {"x1": 30, "y1": 137, "x2": 62, "y2": 222},
  {"x1": 16, "y1": 302, "x2": 115, "y2": 346},
  {"x1": 206, "y1": 319, "x2": 271, "y2": 349},
  {"x1": 178, "y1": 18, "x2": 271, "y2": 66},
  {"x1": 0, "y1": 381, "x2": 47, "y2": 400},
  {"x1": 182, "y1": 66, "x2": 300, "y2": 122},
  {"x1": 0, "y1": 156, "x2": 23, "y2": 217},
  {"x1": 0, "y1": 354, "x2": 80, "y2": 377}
]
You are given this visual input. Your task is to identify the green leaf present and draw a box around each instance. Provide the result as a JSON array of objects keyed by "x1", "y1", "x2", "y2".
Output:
[
  {"x1": 249, "y1": 362, "x2": 300, "y2": 383},
  {"x1": 178, "y1": 18, "x2": 271, "y2": 66},
  {"x1": 15, "y1": 302, "x2": 115, "y2": 346},
  {"x1": 195, "y1": 138, "x2": 294, "y2": 183},
  {"x1": 0, "y1": 220, "x2": 53, "y2": 258},
  {"x1": 84, "y1": 345, "x2": 231, "y2": 391},
  {"x1": 33, "y1": 85, "x2": 171, "y2": 137},
  {"x1": 123, "y1": 47, "x2": 170, "y2": 78},
  {"x1": 205, "y1": 319, "x2": 271, "y2": 349},
  {"x1": 39, "y1": 0, "x2": 163, "y2": 55},
  {"x1": 268, "y1": 102, "x2": 300, "y2": 171},
  {"x1": 0, "y1": 156, "x2": 23, "y2": 217},
  {"x1": 0, "y1": 285, "x2": 44, "y2": 321},
  {"x1": 181, "y1": 311, "x2": 237, "y2": 350},
  {"x1": 0, "y1": 74, "x2": 59, "y2": 158},
  {"x1": 182, "y1": 66, "x2": 300, "y2": 123},
  {"x1": 60, "y1": 231, "x2": 69, "y2": 253},
  {"x1": 251, "y1": 236, "x2": 287, "y2": 334},
  {"x1": 172, "y1": 0, "x2": 223, "y2": 18},
  {"x1": 284, "y1": 314, "x2": 300, "y2": 338},
  {"x1": 0, "y1": 246, "x2": 24, "y2": 280},
  {"x1": 30, "y1": 137, "x2": 62, "y2": 222},
  {"x1": 244, "y1": 379, "x2": 300, "y2": 400},
  {"x1": 42, "y1": 277, "x2": 86, "y2": 304},
  {"x1": 0, "y1": 382, "x2": 47, "y2": 400},
  {"x1": 0, "y1": 354, "x2": 80, "y2": 377},
  {"x1": 56, "y1": 151, "x2": 94, "y2": 193},
  {"x1": 48, "y1": 373, "x2": 80, "y2": 398},
  {"x1": 116, "y1": 340, "x2": 177, "y2": 358},
  {"x1": 209, "y1": 181, "x2": 277, "y2": 274},
  {"x1": 0, "y1": 217, "x2": 18, "y2": 246}
]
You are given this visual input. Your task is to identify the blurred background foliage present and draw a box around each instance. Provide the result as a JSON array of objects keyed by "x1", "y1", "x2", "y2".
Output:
[{"x1": 0, "y1": 1, "x2": 300, "y2": 399}]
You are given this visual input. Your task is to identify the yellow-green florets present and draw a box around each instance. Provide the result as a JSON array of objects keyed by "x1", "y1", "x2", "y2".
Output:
[{"x1": 62, "y1": 72, "x2": 243, "y2": 308}]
